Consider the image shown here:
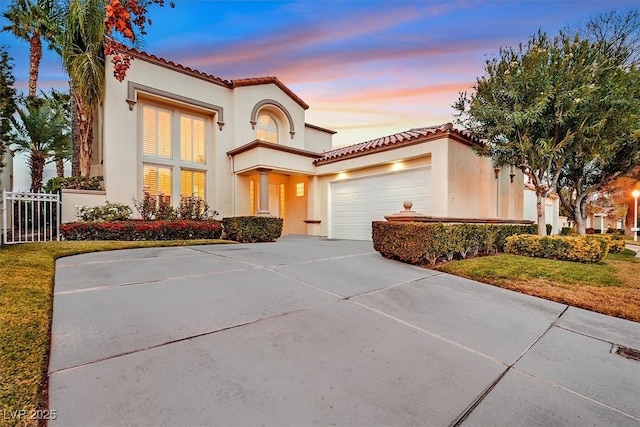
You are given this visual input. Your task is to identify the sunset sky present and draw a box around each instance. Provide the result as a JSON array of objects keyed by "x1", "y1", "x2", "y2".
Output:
[{"x1": 0, "y1": 0, "x2": 637, "y2": 187}]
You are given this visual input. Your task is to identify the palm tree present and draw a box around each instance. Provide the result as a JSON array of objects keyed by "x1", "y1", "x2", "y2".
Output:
[
  {"x1": 61, "y1": 0, "x2": 105, "y2": 177},
  {"x1": 43, "y1": 89, "x2": 72, "y2": 177},
  {"x1": 2, "y1": 0, "x2": 63, "y2": 98},
  {"x1": 10, "y1": 98, "x2": 69, "y2": 191}
]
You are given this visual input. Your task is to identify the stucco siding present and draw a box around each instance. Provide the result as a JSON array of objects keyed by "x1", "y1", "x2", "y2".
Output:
[
  {"x1": 232, "y1": 85, "x2": 306, "y2": 150},
  {"x1": 304, "y1": 126, "x2": 333, "y2": 153}
]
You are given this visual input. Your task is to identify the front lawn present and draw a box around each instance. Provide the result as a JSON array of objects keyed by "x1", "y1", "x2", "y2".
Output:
[
  {"x1": 0, "y1": 240, "x2": 229, "y2": 427},
  {"x1": 437, "y1": 249, "x2": 640, "y2": 322}
]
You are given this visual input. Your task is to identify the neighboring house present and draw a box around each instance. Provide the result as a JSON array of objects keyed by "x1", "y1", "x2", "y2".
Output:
[
  {"x1": 585, "y1": 212, "x2": 624, "y2": 233},
  {"x1": 0, "y1": 149, "x2": 13, "y2": 193},
  {"x1": 0, "y1": 150, "x2": 13, "y2": 235},
  {"x1": 63, "y1": 48, "x2": 528, "y2": 240},
  {"x1": 523, "y1": 183, "x2": 560, "y2": 234}
]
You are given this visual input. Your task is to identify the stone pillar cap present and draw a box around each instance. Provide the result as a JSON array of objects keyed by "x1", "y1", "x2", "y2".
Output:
[{"x1": 384, "y1": 201, "x2": 427, "y2": 221}]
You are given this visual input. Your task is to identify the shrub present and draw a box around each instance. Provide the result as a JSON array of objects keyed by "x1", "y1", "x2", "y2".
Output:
[
  {"x1": 372, "y1": 222, "x2": 537, "y2": 266},
  {"x1": 589, "y1": 234, "x2": 626, "y2": 253},
  {"x1": 222, "y1": 216, "x2": 283, "y2": 242},
  {"x1": 177, "y1": 195, "x2": 218, "y2": 221},
  {"x1": 45, "y1": 176, "x2": 104, "y2": 192},
  {"x1": 60, "y1": 220, "x2": 223, "y2": 241},
  {"x1": 560, "y1": 227, "x2": 577, "y2": 236},
  {"x1": 76, "y1": 201, "x2": 132, "y2": 221},
  {"x1": 586, "y1": 228, "x2": 595, "y2": 235},
  {"x1": 546, "y1": 223, "x2": 553, "y2": 235},
  {"x1": 132, "y1": 193, "x2": 176, "y2": 220},
  {"x1": 506, "y1": 235, "x2": 608, "y2": 263}
]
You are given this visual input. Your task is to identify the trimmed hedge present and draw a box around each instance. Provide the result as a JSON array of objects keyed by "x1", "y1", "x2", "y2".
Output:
[
  {"x1": 589, "y1": 234, "x2": 626, "y2": 253},
  {"x1": 60, "y1": 220, "x2": 223, "y2": 241},
  {"x1": 222, "y1": 216, "x2": 283, "y2": 242},
  {"x1": 505, "y1": 235, "x2": 608, "y2": 263},
  {"x1": 372, "y1": 222, "x2": 537, "y2": 265}
]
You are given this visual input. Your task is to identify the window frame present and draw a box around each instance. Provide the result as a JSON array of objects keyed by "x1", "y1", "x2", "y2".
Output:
[
  {"x1": 256, "y1": 113, "x2": 279, "y2": 144},
  {"x1": 140, "y1": 101, "x2": 211, "y2": 205}
]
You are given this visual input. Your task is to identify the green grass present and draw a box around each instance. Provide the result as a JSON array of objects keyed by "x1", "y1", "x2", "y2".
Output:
[
  {"x1": 437, "y1": 250, "x2": 640, "y2": 322},
  {"x1": 0, "y1": 240, "x2": 230, "y2": 427},
  {"x1": 439, "y1": 254, "x2": 622, "y2": 287}
]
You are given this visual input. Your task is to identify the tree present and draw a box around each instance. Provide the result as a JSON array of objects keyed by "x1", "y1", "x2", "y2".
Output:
[
  {"x1": 9, "y1": 97, "x2": 70, "y2": 191},
  {"x1": 574, "y1": 9, "x2": 640, "y2": 67},
  {"x1": 2, "y1": 0, "x2": 63, "y2": 98},
  {"x1": 557, "y1": 10, "x2": 640, "y2": 234},
  {"x1": 62, "y1": 0, "x2": 172, "y2": 176},
  {"x1": 62, "y1": 0, "x2": 105, "y2": 177},
  {"x1": 0, "y1": 45, "x2": 18, "y2": 184},
  {"x1": 454, "y1": 31, "x2": 602, "y2": 235},
  {"x1": 44, "y1": 89, "x2": 72, "y2": 177}
]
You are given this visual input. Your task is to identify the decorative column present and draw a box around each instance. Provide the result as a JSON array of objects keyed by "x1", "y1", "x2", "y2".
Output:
[{"x1": 257, "y1": 168, "x2": 271, "y2": 216}]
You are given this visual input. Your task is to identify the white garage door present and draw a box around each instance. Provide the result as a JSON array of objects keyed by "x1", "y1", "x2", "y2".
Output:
[{"x1": 330, "y1": 167, "x2": 431, "y2": 240}]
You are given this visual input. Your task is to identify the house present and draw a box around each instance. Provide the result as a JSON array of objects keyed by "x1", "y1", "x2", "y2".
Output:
[
  {"x1": 523, "y1": 183, "x2": 560, "y2": 234},
  {"x1": 0, "y1": 150, "x2": 13, "y2": 224},
  {"x1": 62, "y1": 48, "x2": 530, "y2": 240}
]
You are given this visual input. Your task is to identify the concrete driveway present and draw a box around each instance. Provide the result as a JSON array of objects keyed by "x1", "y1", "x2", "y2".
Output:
[{"x1": 49, "y1": 236, "x2": 640, "y2": 426}]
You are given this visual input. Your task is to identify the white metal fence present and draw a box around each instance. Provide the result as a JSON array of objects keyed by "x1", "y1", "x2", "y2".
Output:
[{"x1": 2, "y1": 191, "x2": 60, "y2": 244}]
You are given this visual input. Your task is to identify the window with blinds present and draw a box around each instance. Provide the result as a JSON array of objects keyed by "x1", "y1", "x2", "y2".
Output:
[
  {"x1": 143, "y1": 164, "x2": 172, "y2": 204},
  {"x1": 143, "y1": 106, "x2": 172, "y2": 159},
  {"x1": 181, "y1": 170, "x2": 206, "y2": 199},
  {"x1": 141, "y1": 103, "x2": 209, "y2": 205},
  {"x1": 180, "y1": 115, "x2": 206, "y2": 164}
]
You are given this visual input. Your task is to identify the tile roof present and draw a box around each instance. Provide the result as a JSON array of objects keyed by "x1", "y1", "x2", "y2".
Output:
[
  {"x1": 313, "y1": 123, "x2": 479, "y2": 165},
  {"x1": 231, "y1": 77, "x2": 309, "y2": 110},
  {"x1": 125, "y1": 47, "x2": 232, "y2": 87},
  {"x1": 123, "y1": 47, "x2": 308, "y2": 109}
]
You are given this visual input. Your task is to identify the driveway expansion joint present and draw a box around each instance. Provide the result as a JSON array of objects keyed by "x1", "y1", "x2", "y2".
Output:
[{"x1": 49, "y1": 300, "x2": 338, "y2": 376}]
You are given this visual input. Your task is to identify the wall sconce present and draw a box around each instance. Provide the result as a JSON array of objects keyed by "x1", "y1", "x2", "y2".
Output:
[
  {"x1": 494, "y1": 167, "x2": 500, "y2": 179},
  {"x1": 510, "y1": 165, "x2": 516, "y2": 183}
]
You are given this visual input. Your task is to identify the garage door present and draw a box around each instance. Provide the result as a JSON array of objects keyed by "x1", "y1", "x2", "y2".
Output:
[{"x1": 330, "y1": 167, "x2": 431, "y2": 240}]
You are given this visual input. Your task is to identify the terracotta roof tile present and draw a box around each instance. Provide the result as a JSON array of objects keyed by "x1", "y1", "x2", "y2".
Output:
[
  {"x1": 231, "y1": 77, "x2": 309, "y2": 110},
  {"x1": 125, "y1": 47, "x2": 232, "y2": 88},
  {"x1": 313, "y1": 123, "x2": 479, "y2": 165},
  {"x1": 121, "y1": 47, "x2": 308, "y2": 109}
]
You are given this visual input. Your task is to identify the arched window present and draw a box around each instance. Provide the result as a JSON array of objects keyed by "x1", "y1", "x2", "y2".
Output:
[{"x1": 256, "y1": 114, "x2": 278, "y2": 143}]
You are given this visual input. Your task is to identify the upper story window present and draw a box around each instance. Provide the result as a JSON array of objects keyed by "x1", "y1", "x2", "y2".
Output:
[
  {"x1": 180, "y1": 115, "x2": 206, "y2": 164},
  {"x1": 256, "y1": 114, "x2": 278, "y2": 143},
  {"x1": 143, "y1": 106, "x2": 172, "y2": 158}
]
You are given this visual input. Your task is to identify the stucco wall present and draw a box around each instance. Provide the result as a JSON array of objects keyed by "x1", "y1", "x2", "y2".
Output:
[
  {"x1": 61, "y1": 190, "x2": 107, "y2": 224},
  {"x1": 232, "y1": 85, "x2": 307, "y2": 150},
  {"x1": 446, "y1": 140, "x2": 483, "y2": 217},
  {"x1": 304, "y1": 126, "x2": 333, "y2": 153},
  {"x1": 103, "y1": 59, "x2": 233, "y2": 217},
  {"x1": 1, "y1": 151, "x2": 13, "y2": 192}
]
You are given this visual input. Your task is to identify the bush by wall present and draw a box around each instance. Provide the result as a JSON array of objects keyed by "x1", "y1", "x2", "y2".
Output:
[
  {"x1": 60, "y1": 220, "x2": 223, "y2": 241},
  {"x1": 372, "y1": 222, "x2": 537, "y2": 265},
  {"x1": 222, "y1": 216, "x2": 283, "y2": 243},
  {"x1": 76, "y1": 201, "x2": 132, "y2": 221},
  {"x1": 45, "y1": 176, "x2": 104, "y2": 192},
  {"x1": 505, "y1": 234, "x2": 609, "y2": 263}
]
